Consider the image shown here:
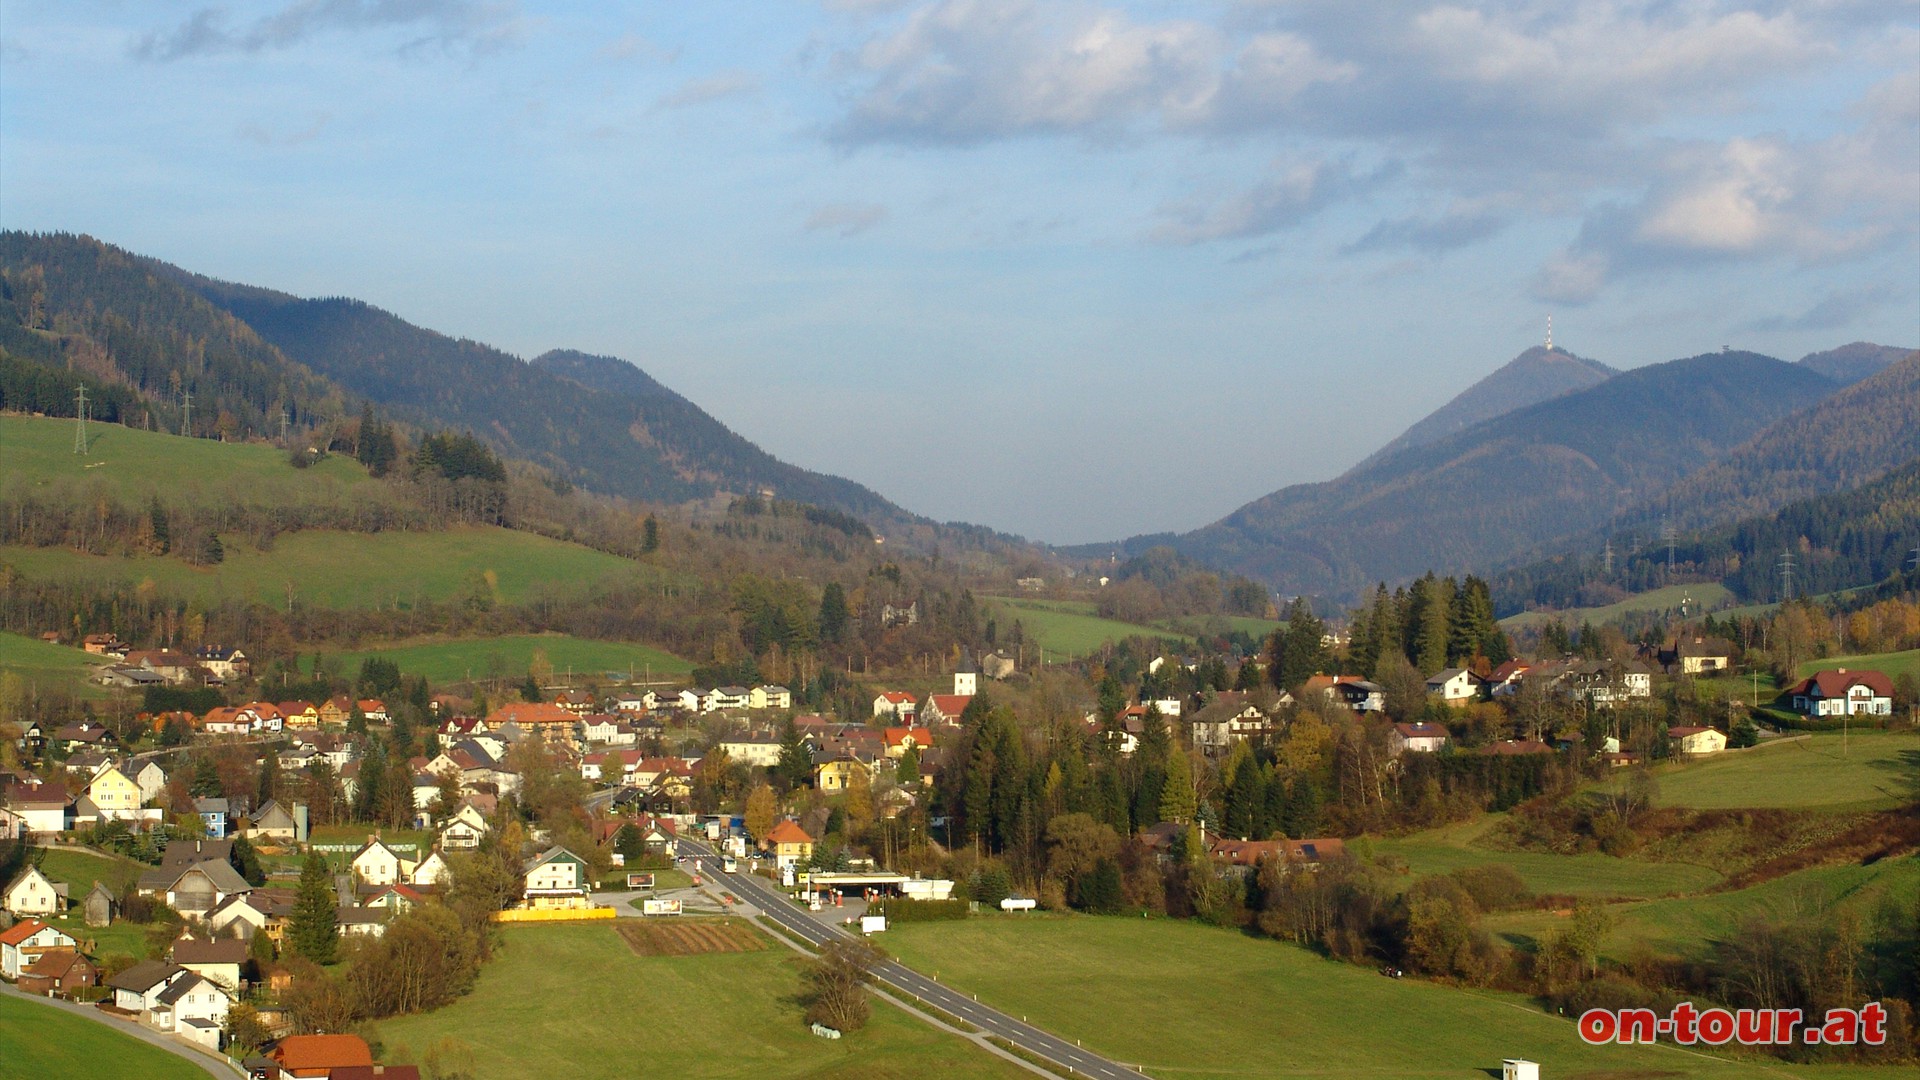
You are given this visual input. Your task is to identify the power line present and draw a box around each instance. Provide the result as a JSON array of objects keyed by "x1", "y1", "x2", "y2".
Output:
[
  {"x1": 180, "y1": 389, "x2": 192, "y2": 438},
  {"x1": 1777, "y1": 550, "x2": 1796, "y2": 602},
  {"x1": 72, "y1": 384, "x2": 89, "y2": 455}
]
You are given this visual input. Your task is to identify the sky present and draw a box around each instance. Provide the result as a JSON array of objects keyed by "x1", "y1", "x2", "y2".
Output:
[{"x1": 1, "y1": 2, "x2": 1916, "y2": 544}]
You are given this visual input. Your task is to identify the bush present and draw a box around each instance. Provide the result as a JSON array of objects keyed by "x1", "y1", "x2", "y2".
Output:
[{"x1": 1449, "y1": 864, "x2": 1532, "y2": 913}]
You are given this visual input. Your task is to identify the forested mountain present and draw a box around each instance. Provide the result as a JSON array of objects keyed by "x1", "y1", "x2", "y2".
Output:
[
  {"x1": 0, "y1": 233, "x2": 347, "y2": 437},
  {"x1": 1360, "y1": 345, "x2": 1616, "y2": 466},
  {"x1": 1492, "y1": 458, "x2": 1920, "y2": 614},
  {"x1": 1134, "y1": 352, "x2": 1840, "y2": 602},
  {"x1": 1619, "y1": 353, "x2": 1920, "y2": 535},
  {"x1": 174, "y1": 277, "x2": 910, "y2": 519},
  {"x1": 1796, "y1": 341, "x2": 1913, "y2": 385}
]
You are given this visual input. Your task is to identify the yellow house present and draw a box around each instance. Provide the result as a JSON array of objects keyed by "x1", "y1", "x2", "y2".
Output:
[
  {"x1": 813, "y1": 758, "x2": 869, "y2": 793},
  {"x1": 278, "y1": 701, "x2": 321, "y2": 730},
  {"x1": 87, "y1": 766, "x2": 144, "y2": 820},
  {"x1": 1668, "y1": 726, "x2": 1728, "y2": 756},
  {"x1": 318, "y1": 697, "x2": 352, "y2": 727},
  {"x1": 767, "y1": 820, "x2": 814, "y2": 869}
]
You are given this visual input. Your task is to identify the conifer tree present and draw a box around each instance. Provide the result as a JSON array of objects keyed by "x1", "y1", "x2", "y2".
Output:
[
  {"x1": 290, "y1": 852, "x2": 338, "y2": 964},
  {"x1": 1159, "y1": 747, "x2": 1196, "y2": 825}
]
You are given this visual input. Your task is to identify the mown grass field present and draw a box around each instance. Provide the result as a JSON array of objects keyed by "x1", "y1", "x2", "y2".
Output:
[
  {"x1": 882, "y1": 914, "x2": 1897, "y2": 1079},
  {"x1": 1797, "y1": 648, "x2": 1920, "y2": 681},
  {"x1": 1374, "y1": 817, "x2": 1722, "y2": 898},
  {"x1": 982, "y1": 596, "x2": 1186, "y2": 658},
  {"x1": 33, "y1": 847, "x2": 158, "y2": 961},
  {"x1": 1500, "y1": 582, "x2": 1736, "y2": 630},
  {"x1": 1646, "y1": 730, "x2": 1920, "y2": 811},
  {"x1": 322, "y1": 633, "x2": 692, "y2": 685},
  {"x1": 0, "y1": 992, "x2": 214, "y2": 1080},
  {"x1": 1, "y1": 412, "x2": 370, "y2": 501},
  {"x1": 0, "y1": 631, "x2": 110, "y2": 697},
  {"x1": 1484, "y1": 855, "x2": 1920, "y2": 963},
  {"x1": 374, "y1": 921, "x2": 1029, "y2": 1080},
  {"x1": 0, "y1": 525, "x2": 646, "y2": 611}
]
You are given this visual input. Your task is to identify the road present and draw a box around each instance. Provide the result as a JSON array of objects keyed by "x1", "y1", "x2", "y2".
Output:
[{"x1": 678, "y1": 838, "x2": 1147, "y2": 1080}]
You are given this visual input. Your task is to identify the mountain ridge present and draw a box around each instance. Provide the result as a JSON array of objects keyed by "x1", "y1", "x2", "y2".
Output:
[{"x1": 1359, "y1": 345, "x2": 1617, "y2": 468}]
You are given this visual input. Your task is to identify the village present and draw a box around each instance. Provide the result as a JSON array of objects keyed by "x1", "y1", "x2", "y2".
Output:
[{"x1": 1, "y1": 616, "x2": 1908, "y2": 1078}]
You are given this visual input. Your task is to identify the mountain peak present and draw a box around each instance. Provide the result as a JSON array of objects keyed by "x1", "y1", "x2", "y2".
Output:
[
  {"x1": 1795, "y1": 341, "x2": 1914, "y2": 385},
  {"x1": 1359, "y1": 344, "x2": 1616, "y2": 468}
]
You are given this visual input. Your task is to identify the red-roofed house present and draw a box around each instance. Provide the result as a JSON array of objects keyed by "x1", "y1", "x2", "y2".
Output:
[
  {"x1": 1209, "y1": 836, "x2": 1347, "y2": 869},
  {"x1": 881, "y1": 727, "x2": 925, "y2": 760},
  {"x1": 487, "y1": 702, "x2": 579, "y2": 747},
  {"x1": 1786, "y1": 669, "x2": 1895, "y2": 718},
  {"x1": 766, "y1": 820, "x2": 814, "y2": 869},
  {"x1": 873, "y1": 692, "x2": 918, "y2": 723},
  {"x1": 922, "y1": 694, "x2": 972, "y2": 727},
  {"x1": 1, "y1": 919, "x2": 77, "y2": 978},
  {"x1": 271, "y1": 1034, "x2": 376, "y2": 1078},
  {"x1": 1390, "y1": 723, "x2": 1450, "y2": 755}
]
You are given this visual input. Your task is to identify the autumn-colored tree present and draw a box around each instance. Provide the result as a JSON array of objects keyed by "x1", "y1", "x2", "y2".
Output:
[{"x1": 744, "y1": 783, "x2": 776, "y2": 848}]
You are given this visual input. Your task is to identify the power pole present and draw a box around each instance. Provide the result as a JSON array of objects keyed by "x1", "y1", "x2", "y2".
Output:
[
  {"x1": 72, "y1": 384, "x2": 89, "y2": 455},
  {"x1": 180, "y1": 389, "x2": 193, "y2": 438},
  {"x1": 1777, "y1": 550, "x2": 1795, "y2": 602},
  {"x1": 1602, "y1": 539, "x2": 1613, "y2": 576},
  {"x1": 1661, "y1": 518, "x2": 1676, "y2": 578}
]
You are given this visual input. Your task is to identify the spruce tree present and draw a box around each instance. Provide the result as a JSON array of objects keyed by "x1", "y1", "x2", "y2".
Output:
[
  {"x1": 1159, "y1": 747, "x2": 1196, "y2": 825},
  {"x1": 290, "y1": 852, "x2": 338, "y2": 964}
]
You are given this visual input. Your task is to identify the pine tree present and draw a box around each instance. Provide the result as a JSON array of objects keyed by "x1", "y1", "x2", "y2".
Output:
[
  {"x1": 896, "y1": 744, "x2": 921, "y2": 787},
  {"x1": 1159, "y1": 747, "x2": 1196, "y2": 825},
  {"x1": 290, "y1": 852, "x2": 338, "y2": 964},
  {"x1": 1283, "y1": 778, "x2": 1322, "y2": 838},
  {"x1": 1269, "y1": 599, "x2": 1330, "y2": 692},
  {"x1": 640, "y1": 514, "x2": 660, "y2": 554},
  {"x1": 1258, "y1": 768, "x2": 1288, "y2": 839},
  {"x1": 520, "y1": 673, "x2": 542, "y2": 703},
  {"x1": 817, "y1": 583, "x2": 849, "y2": 643},
  {"x1": 1225, "y1": 755, "x2": 1265, "y2": 840}
]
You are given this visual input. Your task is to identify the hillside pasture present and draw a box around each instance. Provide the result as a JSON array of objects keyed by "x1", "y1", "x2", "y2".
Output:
[
  {"x1": 879, "y1": 914, "x2": 1872, "y2": 1079},
  {"x1": 1796, "y1": 648, "x2": 1920, "y2": 681},
  {"x1": 1, "y1": 412, "x2": 370, "y2": 502},
  {"x1": 982, "y1": 596, "x2": 1184, "y2": 658},
  {"x1": 1375, "y1": 817, "x2": 1722, "y2": 898},
  {"x1": 1501, "y1": 582, "x2": 1736, "y2": 630},
  {"x1": 322, "y1": 633, "x2": 692, "y2": 686},
  {"x1": 0, "y1": 525, "x2": 647, "y2": 611},
  {"x1": 0, "y1": 992, "x2": 214, "y2": 1080},
  {"x1": 0, "y1": 631, "x2": 109, "y2": 697},
  {"x1": 373, "y1": 921, "x2": 1029, "y2": 1080},
  {"x1": 1646, "y1": 730, "x2": 1919, "y2": 811}
]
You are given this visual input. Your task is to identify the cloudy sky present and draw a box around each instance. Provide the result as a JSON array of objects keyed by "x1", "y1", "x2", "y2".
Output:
[{"x1": 2, "y1": 2, "x2": 1915, "y2": 543}]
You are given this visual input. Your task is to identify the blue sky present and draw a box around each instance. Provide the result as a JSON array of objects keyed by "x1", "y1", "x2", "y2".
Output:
[{"x1": 2, "y1": 1, "x2": 1915, "y2": 543}]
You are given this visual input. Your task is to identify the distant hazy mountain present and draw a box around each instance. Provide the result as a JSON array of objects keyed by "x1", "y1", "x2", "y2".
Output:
[
  {"x1": 1137, "y1": 351, "x2": 1839, "y2": 601},
  {"x1": 1361, "y1": 346, "x2": 1616, "y2": 466},
  {"x1": 1796, "y1": 341, "x2": 1914, "y2": 385}
]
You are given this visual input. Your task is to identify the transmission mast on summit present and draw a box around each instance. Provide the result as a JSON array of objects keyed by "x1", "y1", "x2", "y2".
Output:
[{"x1": 1545, "y1": 315, "x2": 1553, "y2": 351}]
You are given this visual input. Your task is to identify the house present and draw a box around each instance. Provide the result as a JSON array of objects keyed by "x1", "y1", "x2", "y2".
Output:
[
  {"x1": 84, "y1": 880, "x2": 116, "y2": 928},
  {"x1": 485, "y1": 702, "x2": 579, "y2": 748},
  {"x1": 1390, "y1": 723, "x2": 1450, "y2": 756},
  {"x1": 332, "y1": 1066, "x2": 423, "y2": 1080},
  {"x1": 270, "y1": 1034, "x2": 376, "y2": 1079},
  {"x1": 581, "y1": 748, "x2": 641, "y2": 784},
  {"x1": 813, "y1": 756, "x2": 870, "y2": 793},
  {"x1": 82, "y1": 632, "x2": 125, "y2": 655},
  {"x1": 674, "y1": 689, "x2": 702, "y2": 712},
  {"x1": 246, "y1": 800, "x2": 300, "y2": 843},
  {"x1": 192, "y1": 646, "x2": 249, "y2": 680},
  {"x1": 0, "y1": 919, "x2": 76, "y2": 978},
  {"x1": 703, "y1": 687, "x2": 752, "y2": 713},
  {"x1": 52, "y1": 721, "x2": 115, "y2": 752},
  {"x1": 278, "y1": 701, "x2": 322, "y2": 730},
  {"x1": 362, "y1": 884, "x2": 425, "y2": 914},
  {"x1": 1208, "y1": 836, "x2": 1347, "y2": 870},
  {"x1": 922, "y1": 694, "x2": 973, "y2": 728},
  {"x1": 171, "y1": 933, "x2": 250, "y2": 992},
  {"x1": 554, "y1": 690, "x2": 597, "y2": 716},
  {"x1": 124, "y1": 649, "x2": 199, "y2": 685},
  {"x1": 196, "y1": 797, "x2": 232, "y2": 839},
  {"x1": 766, "y1": 820, "x2": 814, "y2": 869},
  {"x1": 1330, "y1": 678, "x2": 1386, "y2": 712},
  {"x1": 718, "y1": 734, "x2": 783, "y2": 768},
  {"x1": 580, "y1": 714, "x2": 624, "y2": 744},
  {"x1": 982, "y1": 651, "x2": 1017, "y2": 680},
  {"x1": 356, "y1": 699, "x2": 389, "y2": 723},
  {"x1": 202, "y1": 707, "x2": 257, "y2": 736},
  {"x1": 337, "y1": 906, "x2": 393, "y2": 939},
  {"x1": 7, "y1": 796, "x2": 68, "y2": 836},
  {"x1": 17, "y1": 948, "x2": 97, "y2": 998},
  {"x1": 162, "y1": 859, "x2": 253, "y2": 919},
  {"x1": 130, "y1": 759, "x2": 170, "y2": 804},
  {"x1": 351, "y1": 838, "x2": 408, "y2": 887},
  {"x1": 439, "y1": 803, "x2": 491, "y2": 851},
  {"x1": 1787, "y1": 669, "x2": 1895, "y2": 718},
  {"x1": 1669, "y1": 726, "x2": 1728, "y2": 756},
  {"x1": 873, "y1": 691, "x2": 918, "y2": 722},
  {"x1": 881, "y1": 727, "x2": 925, "y2": 760},
  {"x1": 4, "y1": 865, "x2": 67, "y2": 917},
  {"x1": 1425, "y1": 668, "x2": 1482, "y2": 706},
  {"x1": 108, "y1": 959, "x2": 194, "y2": 1012},
  {"x1": 750, "y1": 685, "x2": 792, "y2": 710},
  {"x1": 1661, "y1": 635, "x2": 1736, "y2": 675},
  {"x1": 1486, "y1": 659, "x2": 1534, "y2": 698},
  {"x1": 521, "y1": 847, "x2": 591, "y2": 909},
  {"x1": 1187, "y1": 693, "x2": 1274, "y2": 751},
  {"x1": 410, "y1": 851, "x2": 449, "y2": 887}
]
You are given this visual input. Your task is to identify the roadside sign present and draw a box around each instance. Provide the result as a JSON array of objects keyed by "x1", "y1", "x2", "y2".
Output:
[{"x1": 625, "y1": 872, "x2": 655, "y2": 889}]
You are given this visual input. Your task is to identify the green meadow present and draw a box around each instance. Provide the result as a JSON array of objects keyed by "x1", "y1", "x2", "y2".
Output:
[
  {"x1": 373, "y1": 920, "x2": 1028, "y2": 1080},
  {"x1": 1501, "y1": 582, "x2": 1736, "y2": 630},
  {"x1": 1374, "y1": 816, "x2": 1722, "y2": 898},
  {"x1": 1645, "y1": 729, "x2": 1920, "y2": 812},
  {"x1": 0, "y1": 992, "x2": 214, "y2": 1080},
  {"x1": 321, "y1": 633, "x2": 692, "y2": 686}
]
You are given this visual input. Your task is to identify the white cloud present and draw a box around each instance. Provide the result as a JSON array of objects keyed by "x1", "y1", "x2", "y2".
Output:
[
  {"x1": 1152, "y1": 157, "x2": 1387, "y2": 244},
  {"x1": 134, "y1": 0, "x2": 524, "y2": 61}
]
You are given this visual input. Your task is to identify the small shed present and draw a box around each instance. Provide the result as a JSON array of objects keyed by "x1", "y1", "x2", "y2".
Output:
[
  {"x1": 1502, "y1": 1060, "x2": 1539, "y2": 1080},
  {"x1": 84, "y1": 881, "x2": 116, "y2": 928}
]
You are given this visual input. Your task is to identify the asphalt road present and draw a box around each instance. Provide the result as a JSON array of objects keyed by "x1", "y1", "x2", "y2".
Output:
[{"x1": 679, "y1": 838, "x2": 1147, "y2": 1080}]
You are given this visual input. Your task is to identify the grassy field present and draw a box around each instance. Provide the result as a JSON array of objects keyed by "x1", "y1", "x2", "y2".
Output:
[
  {"x1": 32, "y1": 847, "x2": 158, "y2": 961},
  {"x1": 374, "y1": 920, "x2": 1029, "y2": 1080},
  {"x1": 1, "y1": 412, "x2": 370, "y2": 501},
  {"x1": 1484, "y1": 855, "x2": 1920, "y2": 962},
  {"x1": 1797, "y1": 649, "x2": 1920, "y2": 681},
  {"x1": 983, "y1": 596, "x2": 1185, "y2": 658},
  {"x1": 0, "y1": 526, "x2": 646, "y2": 611},
  {"x1": 0, "y1": 631, "x2": 111, "y2": 698},
  {"x1": 881, "y1": 914, "x2": 1897, "y2": 1079},
  {"x1": 1645, "y1": 729, "x2": 1920, "y2": 811},
  {"x1": 1501, "y1": 582, "x2": 1736, "y2": 630},
  {"x1": 1375, "y1": 817, "x2": 1723, "y2": 898},
  {"x1": 0, "y1": 992, "x2": 214, "y2": 1080},
  {"x1": 322, "y1": 633, "x2": 692, "y2": 686}
]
